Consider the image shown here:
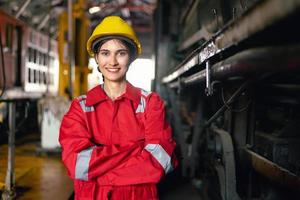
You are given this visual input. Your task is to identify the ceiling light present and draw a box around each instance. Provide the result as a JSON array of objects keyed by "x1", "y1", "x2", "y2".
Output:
[{"x1": 89, "y1": 6, "x2": 101, "y2": 14}]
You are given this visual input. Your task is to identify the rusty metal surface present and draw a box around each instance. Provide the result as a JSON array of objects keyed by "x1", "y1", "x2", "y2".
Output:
[{"x1": 245, "y1": 148, "x2": 300, "y2": 189}]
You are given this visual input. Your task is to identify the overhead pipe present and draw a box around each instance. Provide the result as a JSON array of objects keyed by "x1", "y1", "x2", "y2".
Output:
[
  {"x1": 183, "y1": 45, "x2": 300, "y2": 86},
  {"x1": 163, "y1": 0, "x2": 300, "y2": 84}
]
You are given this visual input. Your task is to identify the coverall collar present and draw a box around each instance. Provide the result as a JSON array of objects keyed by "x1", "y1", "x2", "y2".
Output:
[{"x1": 85, "y1": 82, "x2": 140, "y2": 106}]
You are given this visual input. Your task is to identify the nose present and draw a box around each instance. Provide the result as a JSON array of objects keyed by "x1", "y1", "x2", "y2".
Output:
[{"x1": 109, "y1": 55, "x2": 118, "y2": 66}]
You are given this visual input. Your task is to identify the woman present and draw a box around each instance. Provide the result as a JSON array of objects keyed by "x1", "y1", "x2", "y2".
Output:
[{"x1": 59, "y1": 16, "x2": 177, "y2": 200}]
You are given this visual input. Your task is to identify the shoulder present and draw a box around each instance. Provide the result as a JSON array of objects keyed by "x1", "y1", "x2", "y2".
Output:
[
  {"x1": 69, "y1": 94, "x2": 92, "y2": 113},
  {"x1": 143, "y1": 89, "x2": 163, "y2": 103},
  {"x1": 76, "y1": 94, "x2": 87, "y2": 101},
  {"x1": 138, "y1": 88, "x2": 161, "y2": 100},
  {"x1": 71, "y1": 94, "x2": 87, "y2": 106},
  {"x1": 138, "y1": 88, "x2": 162, "y2": 103},
  {"x1": 140, "y1": 88, "x2": 152, "y2": 98},
  {"x1": 66, "y1": 95, "x2": 87, "y2": 113},
  {"x1": 137, "y1": 88, "x2": 165, "y2": 111},
  {"x1": 73, "y1": 94, "x2": 95, "y2": 113}
]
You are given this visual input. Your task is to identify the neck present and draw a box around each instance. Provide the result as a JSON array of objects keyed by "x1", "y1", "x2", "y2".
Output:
[{"x1": 103, "y1": 80, "x2": 127, "y2": 100}]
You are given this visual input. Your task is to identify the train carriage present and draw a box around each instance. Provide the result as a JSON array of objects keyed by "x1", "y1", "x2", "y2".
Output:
[
  {"x1": 0, "y1": 9, "x2": 58, "y2": 97},
  {"x1": 158, "y1": 0, "x2": 300, "y2": 199}
]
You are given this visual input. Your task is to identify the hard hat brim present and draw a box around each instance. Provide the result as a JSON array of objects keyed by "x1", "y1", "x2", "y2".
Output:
[{"x1": 91, "y1": 35, "x2": 137, "y2": 55}]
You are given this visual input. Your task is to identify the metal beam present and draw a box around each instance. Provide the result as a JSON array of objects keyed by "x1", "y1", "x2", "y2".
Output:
[
  {"x1": 2, "y1": 102, "x2": 16, "y2": 199},
  {"x1": 37, "y1": 14, "x2": 50, "y2": 30},
  {"x1": 90, "y1": 3, "x2": 156, "y2": 14},
  {"x1": 68, "y1": 0, "x2": 74, "y2": 99},
  {"x1": 15, "y1": 0, "x2": 31, "y2": 19}
]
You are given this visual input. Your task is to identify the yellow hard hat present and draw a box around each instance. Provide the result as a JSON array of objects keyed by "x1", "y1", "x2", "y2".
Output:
[{"x1": 87, "y1": 16, "x2": 142, "y2": 57}]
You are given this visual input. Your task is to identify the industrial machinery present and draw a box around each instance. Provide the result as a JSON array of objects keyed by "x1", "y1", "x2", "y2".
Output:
[
  {"x1": 0, "y1": 8, "x2": 59, "y2": 142},
  {"x1": 0, "y1": 0, "x2": 90, "y2": 197},
  {"x1": 156, "y1": 0, "x2": 300, "y2": 199},
  {"x1": 57, "y1": 0, "x2": 90, "y2": 99},
  {"x1": 0, "y1": 7, "x2": 60, "y2": 197}
]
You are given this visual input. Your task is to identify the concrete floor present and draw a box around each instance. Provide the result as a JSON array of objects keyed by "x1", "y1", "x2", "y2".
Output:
[
  {"x1": 1, "y1": 139, "x2": 203, "y2": 200},
  {"x1": 0, "y1": 143, "x2": 73, "y2": 199}
]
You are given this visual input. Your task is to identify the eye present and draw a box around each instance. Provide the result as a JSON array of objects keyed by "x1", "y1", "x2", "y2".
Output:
[
  {"x1": 100, "y1": 51, "x2": 109, "y2": 56},
  {"x1": 118, "y1": 50, "x2": 128, "y2": 57}
]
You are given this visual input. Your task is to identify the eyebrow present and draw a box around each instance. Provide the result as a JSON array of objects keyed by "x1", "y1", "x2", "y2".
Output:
[{"x1": 98, "y1": 49, "x2": 129, "y2": 52}]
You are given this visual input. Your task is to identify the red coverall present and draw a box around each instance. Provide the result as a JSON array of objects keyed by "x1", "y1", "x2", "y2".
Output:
[{"x1": 59, "y1": 82, "x2": 177, "y2": 199}]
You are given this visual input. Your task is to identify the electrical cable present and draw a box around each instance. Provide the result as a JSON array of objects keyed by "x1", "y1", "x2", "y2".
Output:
[
  {"x1": 221, "y1": 86, "x2": 252, "y2": 112},
  {"x1": 0, "y1": 28, "x2": 6, "y2": 98}
]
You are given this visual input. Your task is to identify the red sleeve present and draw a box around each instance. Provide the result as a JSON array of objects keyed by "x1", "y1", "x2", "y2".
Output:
[
  {"x1": 97, "y1": 93, "x2": 178, "y2": 186},
  {"x1": 59, "y1": 99, "x2": 143, "y2": 181}
]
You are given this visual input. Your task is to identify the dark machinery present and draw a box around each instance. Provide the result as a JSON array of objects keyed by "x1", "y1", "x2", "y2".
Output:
[{"x1": 156, "y1": 0, "x2": 300, "y2": 199}]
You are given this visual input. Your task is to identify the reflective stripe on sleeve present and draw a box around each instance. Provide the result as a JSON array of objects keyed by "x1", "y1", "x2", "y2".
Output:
[
  {"x1": 77, "y1": 95, "x2": 94, "y2": 112},
  {"x1": 145, "y1": 144, "x2": 173, "y2": 174},
  {"x1": 75, "y1": 146, "x2": 95, "y2": 180},
  {"x1": 141, "y1": 89, "x2": 151, "y2": 97},
  {"x1": 135, "y1": 96, "x2": 146, "y2": 113}
]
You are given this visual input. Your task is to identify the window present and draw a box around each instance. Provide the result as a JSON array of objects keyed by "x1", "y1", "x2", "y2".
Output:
[
  {"x1": 27, "y1": 48, "x2": 31, "y2": 62},
  {"x1": 39, "y1": 52, "x2": 43, "y2": 65},
  {"x1": 43, "y1": 54, "x2": 47, "y2": 66},
  {"x1": 43, "y1": 72, "x2": 47, "y2": 84},
  {"x1": 5, "y1": 24, "x2": 13, "y2": 51},
  {"x1": 38, "y1": 70, "x2": 42, "y2": 84},
  {"x1": 30, "y1": 31, "x2": 34, "y2": 43},
  {"x1": 33, "y1": 69, "x2": 37, "y2": 83},
  {"x1": 28, "y1": 68, "x2": 31, "y2": 83},
  {"x1": 33, "y1": 49, "x2": 37, "y2": 63}
]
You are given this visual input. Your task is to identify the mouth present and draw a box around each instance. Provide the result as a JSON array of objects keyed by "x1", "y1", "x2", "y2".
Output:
[{"x1": 106, "y1": 67, "x2": 120, "y2": 73}]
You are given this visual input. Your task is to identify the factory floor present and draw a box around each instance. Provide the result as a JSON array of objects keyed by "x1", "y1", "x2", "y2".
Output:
[
  {"x1": 0, "y1": 134, "x2": 203, "y2": 200},
  {"x1": 0, "y1": 135, "x2": 73, "y2": 199},
  {"x1": 159, "y1": 179, "x2": 203, "y2": 200}
]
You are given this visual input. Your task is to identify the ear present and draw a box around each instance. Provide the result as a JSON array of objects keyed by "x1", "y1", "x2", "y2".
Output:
[{"x1": 94, "y1": 56, "x2": 99, "y2": 64}]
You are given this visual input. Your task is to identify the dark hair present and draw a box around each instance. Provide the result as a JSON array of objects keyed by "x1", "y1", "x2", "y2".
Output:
[{"x1": 92, "y1": 36, "x2": 137, "y2": 63}]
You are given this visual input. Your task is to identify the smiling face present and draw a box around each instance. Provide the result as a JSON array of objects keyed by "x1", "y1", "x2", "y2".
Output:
[{"x1": 95, "y1": 39, "x2": 130, "y2": 84}]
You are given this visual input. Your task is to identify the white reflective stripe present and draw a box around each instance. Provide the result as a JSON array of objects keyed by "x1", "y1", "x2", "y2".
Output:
[
  {"x1": 141, "y1": 89, "x2": 151, "y2": 97},
  {"x1": 135, "y1": 96, "x2": 146, "y2": 113},
  {"x1": 77, "y1": 95, "x2": 94, "y2": 112},
  {"x1": 77, "y1": 95, "x2": 87, "y2": 100},
  {"x1": 75, "y1": 146, "x2": 95, "y2": 180},
  {"x1": 145, "y1": 144, "x2": 173, "y2": 174},
  {"x1": 79, "y1": 100, "x2": 94, "y2": 112}
]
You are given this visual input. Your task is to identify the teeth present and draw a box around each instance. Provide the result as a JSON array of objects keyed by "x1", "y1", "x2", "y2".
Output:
[{"x1": 106, "y1": 68, "x2": 119, "y2": 72}]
